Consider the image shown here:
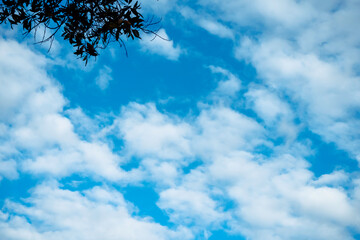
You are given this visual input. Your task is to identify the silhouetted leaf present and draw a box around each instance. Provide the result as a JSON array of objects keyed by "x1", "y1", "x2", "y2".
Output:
[{"x1": 0, "y1": 0, "x2": 158, "y2": 64}]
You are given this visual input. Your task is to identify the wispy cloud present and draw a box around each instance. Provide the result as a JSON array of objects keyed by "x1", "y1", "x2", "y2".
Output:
[
  {"x1": 180, "y1": 7, "x2": 234, "y2": 39},
  {"x1": 95, "y1": 65, "x2": 113, "y2": 90},
  {"x1": 140, "y1": 29, "x2": 182, "y2": 61}
]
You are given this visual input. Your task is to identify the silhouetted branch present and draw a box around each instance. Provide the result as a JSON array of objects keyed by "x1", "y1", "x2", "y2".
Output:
[{"x1": 0, "y1": 0, "x2": 160, "y2": 64}]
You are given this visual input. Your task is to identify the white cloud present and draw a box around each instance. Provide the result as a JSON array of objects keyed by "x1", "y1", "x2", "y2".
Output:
[
  {"x1": 1, "y1": 1, "x2": 360, "y2": 239},
  {"x1": 111, "y1": 100, "x2": 360, "y2": 239},
  {"x1": 0, "y1": 160, "x2": 18, "y2": 181},
  {"x1": 180, "y1": 7, "x2": 234, "y2": 39},
  {"x1": 98, "y1": 76, "x2": 355, "y2": 239},
  {"x1": 246, "y1": 88, "x2": 291, "y2": 124},
  {"x1": 140, "y1": 29, "x2": 182, "y2": 60},
  {"x1": 313, "y1": 170, "x2": 349, "y2": 186},
  {"x1": 95, "y1": 65, "x2": 113, "y2": 90},
  {"x1": 245, "y1": 87, "x2": 299, "y2": 142},
  {"x1": 0, "y1": 38, "x2": 57, "y2": 122},
  {"x1": 107, "y1": 86, "x2": 357, "y2": 238},
  {"x1": 65, "y1": 107, "x2": 101, "y2": 139},
  {"x1": 140, "y1": 158, "x2": 180, "y2": 187},
  {"x1": 196, "y1": 0, "x2": 313, "y2": 30},
  {"x1": 115, "y1": 100, "x2": 266, "y2": 161},
  {"x1": 207, "y1": 152, "x2": 360, "y2": 239},
  {"x1": 197, "y1": 18, "x2": 234, "y2": 39},
  {"x1": 194, "y1": 0, "x2": 360, "y2": 163},
  {"x1": 115, "y1": 103, "x2": 193, "y2": 160},
  {"x1": 140, "y1": 0, "x2": 176, "y2": 15},
  {"x1": 21, "y1": 141, "x2": 124, "y2": 181},
  {"x1": 294, "y1": 186, "x2": 354, "y2": 225},
  {"x1": 0, "y1": 38, "x2": 126, "y2": 181},
  {"x1": 131, "y1": 2, "x2": 360, "y2": 236},
  {"x1": 0, "y1": 182, "x2": 193, "y2": 240},
  {"x1": 158, "y1": 188, "x2": 226, "y2": 227},
  {"x1": 209, "y1": 66, "x2": 241, "y2": 99},
  {"x1": 236, "y1": 36, "x2": 360, "y2": 160},
  {"x1": 193, "y1": 106, "x2": 266, "y2": 158}
]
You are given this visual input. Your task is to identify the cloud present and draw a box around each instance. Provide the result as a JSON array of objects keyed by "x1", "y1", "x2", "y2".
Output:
[
  {"x1": 206, "y1": 152, "x2": 359, "y2": 240},
  {"x1": 245, "y1": 87, "x2": 299, "y2": 142},
  {"x1": 0, "y1": 38, "x2": 57, "y2": 123},
  {"x1": 236, "y1": 36, "x2": 360, "y2": 161},
  {"x1": 193, "y1": 106, "x2": 266, "y2": 158},
  {"x1": 0, "y1": 38, "x2": 127, "y2": 181},
  {"x1": 158, "y1": 188, "x2": 226, "y2": 227},
  {"x1": 195, "y1": 0, "x2": 313, "y2": 29},
  {"x1": 191, "y1": 0, "x2": 360, "y2": 162},
  {"x1": 180, "y1": 7, "x2": 234, "y2": 39},
  {"x1": 96, "y1": 58, "x2": 359, "y2": 238},
  {"x1": 0, "y1": 160, "x2": 18, "y2": 181},
  {"x1": 313, "y1": 170, "x2": 349, "y2": 186},
  {"x1": 1, "y1": 1, "x2": 360, "y2": 239},
  {"x1": 115, "y1": 103, "x2": 193, "y2": 160},
  {"x1": 140, "y1": 0, "x2": 176, "y2": 15},
  {"x1": 140, "y1": 29, "x2": 182, "y2": 60},
  {"x1": 0, "y1": 182, "x2": 193, "y2": 240},
  {"x1": 95, "y1": 65, "x2": 113, "y2": 90},
  {"x1": 103, "y1": 70, "x2": 360, "y2": 239},
  {"x1": 209, "y1": 66, "x2": 241, "y2": 99},
  {"x1": 113, "y1": 100, "x2": 266, "y2": 170}
]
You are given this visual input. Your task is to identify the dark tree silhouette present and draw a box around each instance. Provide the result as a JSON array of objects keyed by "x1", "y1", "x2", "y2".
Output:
[{"x1": 0, "y1": 0, "x2": 156, "y2": 63}]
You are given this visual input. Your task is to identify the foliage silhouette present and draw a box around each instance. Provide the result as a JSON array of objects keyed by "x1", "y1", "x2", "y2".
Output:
[{"x1": 0, "y1": 0, "x2": 157, "y2": 64}]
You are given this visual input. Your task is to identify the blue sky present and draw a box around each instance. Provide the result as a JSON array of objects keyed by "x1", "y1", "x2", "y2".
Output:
[{"x1": 1, "y1": 0, "x2": 360, "y2": 239}]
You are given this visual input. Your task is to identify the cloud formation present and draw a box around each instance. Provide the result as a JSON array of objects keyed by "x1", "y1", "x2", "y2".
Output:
[
  {"x1": 1, "y1": 0, "x2": 360, "y2": 239},
  {"x1": 140, "y1": 29, "x2": 182, "y2": 61},
  {"x1": 0, "y1": 182, "x2": 192, "y2": 240},
  {"x1": 95, "y1": 66, "x2": 113, "y2": 90}
]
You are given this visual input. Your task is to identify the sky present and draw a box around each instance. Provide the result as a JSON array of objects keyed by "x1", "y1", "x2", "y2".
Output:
[{"x1": 1, "y1": 0, "x2": 360, "y2": 239}]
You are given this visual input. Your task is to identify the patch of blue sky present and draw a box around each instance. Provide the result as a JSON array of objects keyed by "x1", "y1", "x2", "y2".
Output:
[
  {"x1": 121, "y1": 156, "x2": 142, "y2": 171},
  {"x1": 300, "y1": 130, "x2": 358, "y2": 177},
  {"x1": 0, "y1": 174, "x2": 38, "y2": 206},
  {"x1": 121, "y1": 184, "x2": 171, "y2": 226},
  {"x1": 209, "y1": 230, "x2": 246, "y2": 240},
  {"x1": 56, "y1": 45, "x2": 214, "y2": 117},
  {"x1": 182, "y1": 159, "x2": 203, "y2": 175}
]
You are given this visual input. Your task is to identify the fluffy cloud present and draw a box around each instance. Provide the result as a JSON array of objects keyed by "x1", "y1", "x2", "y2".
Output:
[
  {"x1": 237, "y1": 36, "x2": 360, "y2": 161},
  {"x1": 209, "y1": 152, "x2": 359, "y2": 239},
  {"x1": 108, "y1": 98, "x2": 359, "y2": 239},
  {"x1": 245, "y1": 87, "x2": 299, "y2": 142},
  {"x1": 158, "y1": 187, "x2": 227, "y2": 227},
  {"x1": 193, "y1": 106, "x2": 266, "y2": 157},
  {"x1": 115, "y1": 103, "x2": 193, "y2": 160},
  {"x1": 0, "y1": 38, "x2": 125, "y2": 181},
  {"x1": 0, "y1": 160, "x2": 18, "y2": 181},
  {"x1": 0, "y1": 182, "x2": 192, "y2": 240},
  {"x1": 2, "y1": 33, "x2": 360, "y2": 240},
  {"x1": 171, "y1": 0, "x2": 360, "y2": 162},
  {"x1": 192, "y1": 0, "x2": 360, "y2": 162},
  {"x1": 1, "y1": 1, "x2": 360, "y2": 239}
]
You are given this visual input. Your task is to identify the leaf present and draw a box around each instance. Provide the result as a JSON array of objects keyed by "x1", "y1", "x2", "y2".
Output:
[{"x1": 132, "y1": 29, "x2": 140, "y2": 38}]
